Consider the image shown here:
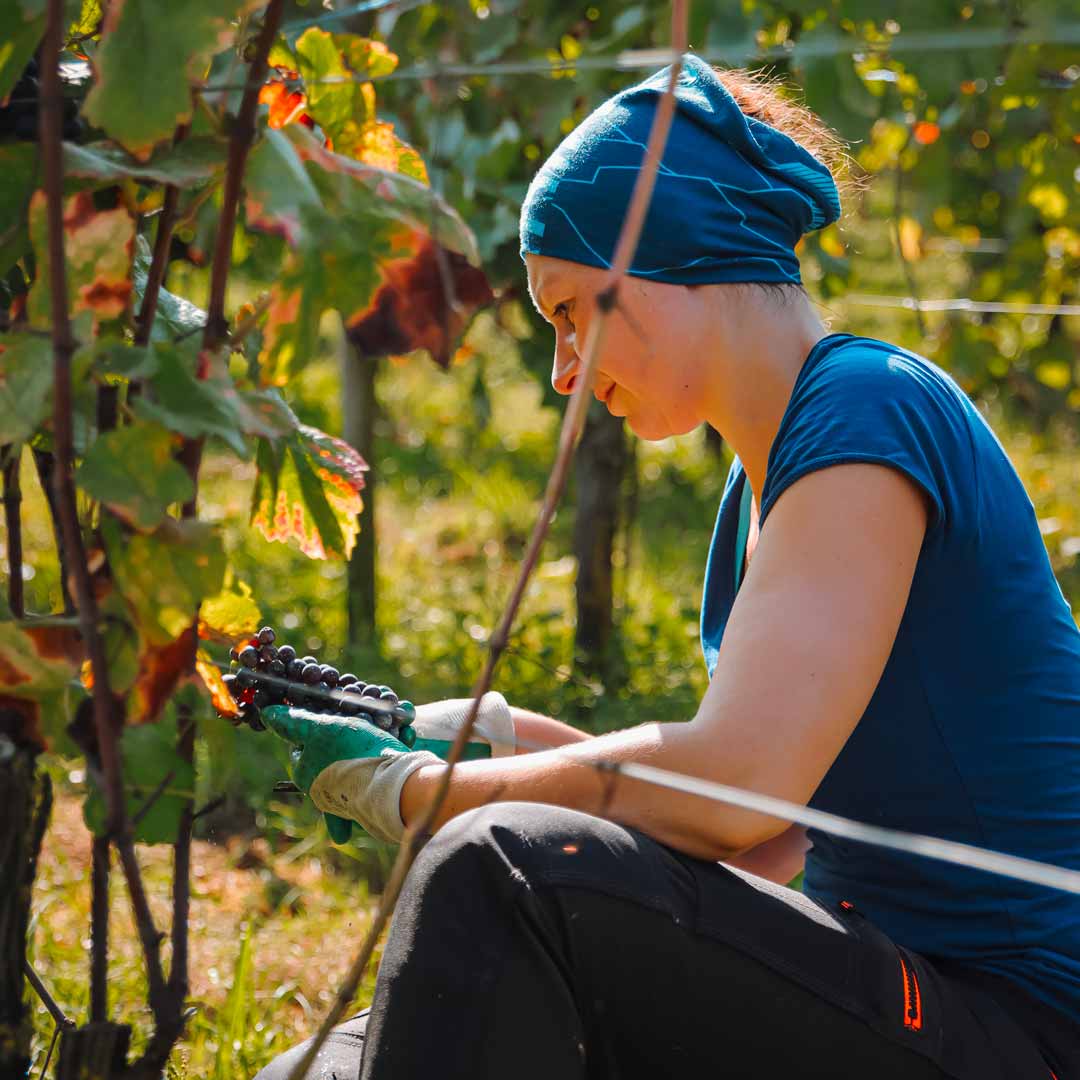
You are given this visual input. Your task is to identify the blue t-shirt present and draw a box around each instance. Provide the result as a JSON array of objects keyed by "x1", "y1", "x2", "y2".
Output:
[{"x1": 700, "y1": 333, "x2": 1080, "y2": 1023}]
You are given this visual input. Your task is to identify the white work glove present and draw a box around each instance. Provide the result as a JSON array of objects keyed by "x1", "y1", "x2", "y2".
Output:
[{"x1": 409, "y1": 691, "x2": 516, "y2": 760}]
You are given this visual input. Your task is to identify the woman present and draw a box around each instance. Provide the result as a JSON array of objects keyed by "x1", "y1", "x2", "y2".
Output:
[{"x1": 257, "y1": 56, "x2": 1080, "y2": 1079}]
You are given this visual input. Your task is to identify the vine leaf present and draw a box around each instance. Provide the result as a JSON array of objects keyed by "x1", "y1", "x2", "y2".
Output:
[
  {"x1": 127, "y1": 625, "x2": 196, "y2": 726},
  {"x1": 81, "y1": 0, "x2": 260, "y2": 159},
  {"x1": 0, "y1": 2, "x2": 44, "y2": 103},
  {"x1": 199, "y1": 581, "x2": 261, "y2": 645},
  {"x1": 27, "y1": 190, "x2": 135, "y2": 329},
  {"x1": 0, "y1": 334, "x2": 53, "y2": 444},
  {"x1": 134, "y1": 342, "x2": 251, "y2": 457},
  {"x1": 195, "y1": 648, "x2": 241, "y2": 719},
  {"x1": 83, "y1": 710, "x2": 196, "y2": 842},
  {"x1": 0, "y1": 620, "x2": 80, "y2": 750},
  {"x1": 64, "y1": 136, "x2": 230, "y2": 188},
  {"x1": 132, "y1": 235, "x2": 207, "y2": 340},
  {"x1": 290, "y1": 29, "x2": 426, "y2": 180},
  {"x1": 0, "y1": 143, "x2": 39, "y2": 276},
  {"x1": 248, "y1": 126, "x2": 489, "y2": 380},
  {"x1": 103, "y1": 516, "x2": 226, "y2": 646},
  {"x1": 76, "y1": 422, "x2": 195, "y2": 531},
  {"x1": 251, "y1": 425, "x2": 367, "y2": 560}
]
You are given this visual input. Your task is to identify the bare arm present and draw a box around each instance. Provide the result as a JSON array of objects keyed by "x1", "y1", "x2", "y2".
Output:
[
  {"x1": 403, "y1": 464, "x2": 928, "y2": 860},
  {"x1": 510, "y1": 706, "x2": 593, "y2": 753},
  {"x1": 724, "y1": 825, "x2": 809, "y2": 885}
]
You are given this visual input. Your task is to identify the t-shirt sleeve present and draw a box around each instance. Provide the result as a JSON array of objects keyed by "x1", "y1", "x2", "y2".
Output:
[{"x1": 760, "y1": 345, "x2": 970, "y2": 535}]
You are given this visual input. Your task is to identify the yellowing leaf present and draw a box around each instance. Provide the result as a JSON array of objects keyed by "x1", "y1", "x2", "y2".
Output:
[
  {"x1": 196, "y1": 647, "x2": 241, "y2": 719},
  {"x1": 250, "y1": 425, "x2": 368, "y2": 560},
  {"x1": 27, "y1": 190, "x2": 135, "y2": 329},
  {"x1": 199, "y1": 582, "x2": 261, "y2": 644}
]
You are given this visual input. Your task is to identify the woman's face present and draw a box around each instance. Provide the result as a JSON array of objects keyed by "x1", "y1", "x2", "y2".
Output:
[{"x1": 524, "y1": 253, "x2": 710, "y2": 441}]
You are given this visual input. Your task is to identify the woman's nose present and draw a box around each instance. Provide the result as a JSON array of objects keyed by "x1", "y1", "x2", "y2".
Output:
[{"x1": 551, "y1": 337, "x2": 579, "y2": 396}]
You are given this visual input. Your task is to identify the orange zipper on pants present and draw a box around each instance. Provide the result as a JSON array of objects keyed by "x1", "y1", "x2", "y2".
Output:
[{"x1": 897, "y1": 949, "x2": 923, "y2": 1032}]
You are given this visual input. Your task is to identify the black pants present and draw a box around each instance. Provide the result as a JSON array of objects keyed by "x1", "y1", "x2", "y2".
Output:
[{"x1": 256, "y1": 803, "x2": 1074, "y2": 1080}]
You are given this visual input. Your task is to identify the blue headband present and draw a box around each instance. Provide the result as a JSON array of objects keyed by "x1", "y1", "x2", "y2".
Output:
[{"x1": 519, "y1": 54, "x2": 840, "y2": 285}]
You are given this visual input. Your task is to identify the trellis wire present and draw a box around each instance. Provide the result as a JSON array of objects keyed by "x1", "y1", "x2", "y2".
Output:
[
  {"x1": 197, "y1": 22, "x2": 1080, "y2": 93},
  {"x1": 847, "y1": 294, "x2": 1080, "y2": 317}
]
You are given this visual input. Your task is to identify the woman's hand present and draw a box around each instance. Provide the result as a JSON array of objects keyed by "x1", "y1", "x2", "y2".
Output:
[{"x1": 263, "y1": 706, "x2": 441, "y2": 844}]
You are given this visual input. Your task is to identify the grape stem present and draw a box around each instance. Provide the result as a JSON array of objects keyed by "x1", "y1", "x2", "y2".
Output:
[{"x1": 220, "y1": 663, "x2": 412, "y2": 723}]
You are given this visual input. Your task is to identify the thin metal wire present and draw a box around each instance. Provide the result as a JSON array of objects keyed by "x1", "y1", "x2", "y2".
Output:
[
  {"x1": 846, "y1": 294, "x2": 1080, "y2": 317},
  {"x1": 598, "y1": 758, "x2": 1080, "y2": 896},
  {"x1": 197, "y1": 23, "x2": 1080, "y2": 93}
]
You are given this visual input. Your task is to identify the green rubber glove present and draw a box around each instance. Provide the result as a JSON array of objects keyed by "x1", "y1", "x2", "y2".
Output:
[
  {"x1": 263, "y1": 705, "x2": 412, "y2": 843},
  {"x1": 409, "y1": 735, "x2": 492, "y2": 762}
]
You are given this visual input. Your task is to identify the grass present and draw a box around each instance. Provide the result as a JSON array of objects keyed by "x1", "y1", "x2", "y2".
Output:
[{"x1": 29, "y1": 787, "x2": 383, "y2": 1079}]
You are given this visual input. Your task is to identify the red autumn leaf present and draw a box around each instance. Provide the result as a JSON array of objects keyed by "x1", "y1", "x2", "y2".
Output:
[
  {"x1": 345, "y1": 234, "x2": 494, "y2": 368},
  {"x1": 128, "y1": 626, "x2": 196, "y2": 725},
  {"x1": 913, "y1": 121, "x2": 941, "y2": 146},
  {"x1": 259, "y1": 71, "x2": 315, "y2": 130}
]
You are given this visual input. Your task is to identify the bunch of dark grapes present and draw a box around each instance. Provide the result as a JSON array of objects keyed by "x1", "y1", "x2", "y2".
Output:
[
  {"x1": 221, "y1": 626, "x2": 414, "y2": 740},
  {"x1": 0, "y1": 60, "x2": 83, "y2": 142}
]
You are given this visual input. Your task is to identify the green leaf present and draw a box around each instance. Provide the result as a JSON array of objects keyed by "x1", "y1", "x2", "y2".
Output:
[
  {"x1": 0, "y1": 5, "x2": 44, "y2": 103},
  {"x1": 134, "y1": 341, "x2": 287, "y2": 458},
  {"x1": 76, "y1": 422, "x2": 195, "y2": 530},
  {"x1": 250, "y1": 424, "x2": 367, "y2": 559},
  {"x1": 81, "y1": 0, "x2": 258, "y2": 158},
  {"x1": 79, "y1": 337, "x2": 159, "y2": 379},
  {"x1": 83, "y1": 712, "x2": 196, "y2": 844},
  {"x1": 27, "y1": 190, "x2": 135, "y2": 329},
  {"x1": 0, "y1": 142, "x2": 39, "y2": 276},
  {"x1": 244, "y1": 129, "x2": 322, "y2": 246},
  {"x1": 64, "y1": 136, "x2": 230, "y2": 188},
  {"x1": 104, "y1": 515, "x2": 226, "y2": 645},
  {"x1": 0, "y1": 333, "x2": 52, "y2": 444},
  {"x1": 132, "y1": 234, "x2": 207, "y2": 341}
]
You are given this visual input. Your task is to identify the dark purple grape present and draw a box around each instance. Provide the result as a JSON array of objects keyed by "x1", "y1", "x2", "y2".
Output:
[
  {"x1": 223, "y1": 673, "x2": 239, "y2": 700},
  {"x1": 319, "y1": 666, "x2": 339, "y2": 687},
  {"x1": 238, "y1": 645, "x2": 259, "y2": 668},
  {"x1": 337, "y1": 672, "x2": 358, "y2": 687},
  {"x1": 373, "y1": 712, "x2": 393, "y2": 731},
  {"x1": 277, "y1": 644, "x2": 296, "y2": 664},
  {"x1": 246, "y1": 709, "x2": 266, "y2": 732},
  {"x1": 301, "y1": 655, "x2": 318, "y2": 665},
  {"x1": 379, "y1": 689, "x2": 399, "y2": 705},
  {"x1": 236, "y1": 667, "x2": 256, "y2": 688},
  {"x1": 286, "y1": 658, "x2": 305, "y2": 680},
  {"x1": 259, "y1": 644, "x2": 278, "y2": 664},
  {"x1": 301, "y1": 663, "x2": 322, "y2": 685},
  {"x1": 253, "y1": 688, "x2": 273, "y2": 709},
  {"x1": 360, "y1": 684, "x2": 381, "y2": 698},
  {"x1": 269, "y1": 659, "x2": 286, "y2": 676},
  {"x1": 258, "y1": 626, "x2": 276, "y2": 645},
  {"x1": 340, "y1": 695, "x2": 362, "y2": 716}
]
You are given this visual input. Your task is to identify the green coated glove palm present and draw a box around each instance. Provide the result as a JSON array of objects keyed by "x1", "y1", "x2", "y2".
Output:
[{"x1": 263, "y1": 705, "x2": 412, "y2": 843}]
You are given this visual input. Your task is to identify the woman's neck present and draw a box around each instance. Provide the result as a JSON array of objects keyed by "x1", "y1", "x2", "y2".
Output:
[{"x1": 700, "y1": 291, "x2": 829, "y2": 504}]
